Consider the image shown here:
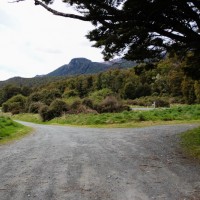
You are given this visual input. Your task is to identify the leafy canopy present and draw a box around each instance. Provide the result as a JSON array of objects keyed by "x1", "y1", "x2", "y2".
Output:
[{"x1": 17, "y1": 0, "x2": 200, "y2": 77}]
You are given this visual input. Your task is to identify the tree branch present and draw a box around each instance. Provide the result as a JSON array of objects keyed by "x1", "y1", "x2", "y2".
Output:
[
  {"x1": 8, "y1": 0, "x2": 25, "y2": 3},
  {"x1": 34, "y1": 0, "x2": 89, "y2": 21}
]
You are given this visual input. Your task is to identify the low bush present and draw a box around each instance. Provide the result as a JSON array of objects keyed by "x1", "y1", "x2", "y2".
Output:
[
  {"x1": 39, "y1": 105, "x2": 53, "y2": 122},
  {"x1": 28, "y1": 102, "x2": 45, "y2": 113},
  {"x1": 62, "y1": 89, "x2": 78, "y2": 98},
  {"x1": 2, "y1": 94, "x2": 27, "y2": 114},
  {"x1": 131, "y1": 96, "x2": 170, "y2": 107},
  {"x1": 70, "y1": 100, "x2": 82, "y2": 110},
  {"x1": 89, "y1": 88, "x2": 114, "y2": 103},
  {"x1": 39, "y1": 99, "x2": 69, "y2": 121},
  {"x1": 50, "y1": 99, "x2": 69, "y2": 117},
  {"x1": 82, "y1": 98, "x2": 94, "y2": 109},
  {"x1": 97, "y1": 96, "x2": 130, "y2": 113}
]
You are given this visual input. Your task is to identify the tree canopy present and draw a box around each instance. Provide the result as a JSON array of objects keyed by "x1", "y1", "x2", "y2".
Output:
[{"x1": 17, "y1": 0, "x2": 200, "y2": 78}]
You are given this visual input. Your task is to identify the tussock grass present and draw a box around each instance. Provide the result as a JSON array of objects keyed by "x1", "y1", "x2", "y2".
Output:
[
  {"x1": 181, "y1": 126, "x2": 200, "y2": 159},
  {"x1": 0, "y1": 116, "x2": 32, "y2": 144}
]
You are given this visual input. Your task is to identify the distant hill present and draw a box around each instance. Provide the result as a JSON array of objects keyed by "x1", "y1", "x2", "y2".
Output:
[
  {"x1": 46, "y1": 58, "x2": 136, "y2": 77},
  {"x1": 0, "y1": 58, "x2": 137, "y2": 88},
  {"x1": 0, "y1": 76, "x2": 62, "y2": 89}
]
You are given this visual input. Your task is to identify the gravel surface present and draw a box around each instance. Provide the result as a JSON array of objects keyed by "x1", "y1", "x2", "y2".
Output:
[{"x1": 0, "y1": 122, "x2": 200, "y2": 200}]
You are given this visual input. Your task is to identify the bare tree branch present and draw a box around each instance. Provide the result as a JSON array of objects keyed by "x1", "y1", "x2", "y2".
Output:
[
  {"x1": 34, "y1": 0, "x2": 89, "y2": 21},
  {"x1": 8, "y1": 0, "x2": 25, "y2": 3}
]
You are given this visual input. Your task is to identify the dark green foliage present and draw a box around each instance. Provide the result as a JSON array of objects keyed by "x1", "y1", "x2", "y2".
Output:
[
  {"x1": 82, "y1": 98, "x2": 94, "y2": 109},
  {"x1": 70, "y1": 100, "x2": 82, "y2": 110},
  {"x1": 154, "y1": 99, "x2": 170, "y2": 108},
  {"x1": 0, "y1": 85, "x2": 21, "y2": 105},
  {"x1": 39, "y1": 105, "x2": 53, "y2": 122},
  {"x1": 28, "y1": 92, "x2": 43, "y2": 102},
  {"x1": 131, "y1": 96, "x2": 170, "y2": 107},
  {"x1": 34, "y1": 0, "x2": 200, "y2": 78},
  {"x1": 39, "y1": 99, "x2": 69, "y2": 121},
  {"x1": 27, "y1": 89, "x2": 62, "y2": 106},
  {"x1": 41, "y1": 89, "x2": 62, "y2": 105},
  {"x1": 49, "y1": 99, "x2": 69, "y2": 117},
  {"x1": 62, "y1": 89, "x2": 78, "y2": 98},
  {"x1": 28, "y1": 102, "x2": 46, "y2": 113},
  {"x1": 2, "y1": 94, "x2": 27, "y2": 114},
  {"x1": 181, "y1": 77, "x2": 196, "y2": 104},
  {"x1": 194, "y1": 81, "x2": 200, "y2": 103},
  {"x1": 123, "y1": 82, "x2": 136, "y2": 100}
]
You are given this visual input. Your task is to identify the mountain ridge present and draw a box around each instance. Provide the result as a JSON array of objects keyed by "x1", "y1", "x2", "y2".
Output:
[
  {"x1": 46, "y1": 57, "x2": 136, "y2": 77},
  {"x1": 0, "y1": 58, "x2": 136, "y2": 88}
]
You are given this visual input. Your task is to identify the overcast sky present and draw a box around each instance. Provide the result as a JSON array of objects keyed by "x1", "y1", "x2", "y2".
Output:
[{"x1": 0, "y1": 0, "x2": 104, "y2": 81}]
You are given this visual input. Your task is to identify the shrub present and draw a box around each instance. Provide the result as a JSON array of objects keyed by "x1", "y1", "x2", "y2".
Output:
[
  {"x1": 131, "y1": 96, "x2": 170, "y2": 107},
  {"x1": 39, "y1": 105, "x2": 53, "y2": 121},
  {"x1": 154, "y1": 99, "x2": 170, "y2": 108},
  {"x1": 70, "y1": 100, "x2": 82, "y2": 110},
  {"x1": 50, "y1": 99, "x2": 69, "y2": 117},
  {"x1": 97, "y1": 96, "x2": 129, "y2": 113},
  {"x1": 62, "y1": 89, "x2": 78, "y2": 98},
  {"x1": 89, "y1": 88, "x2": 114, "y2": 103},
  {"x1": 28, "y1": 92, "x2": 42, "y2": 102},
  {"x1": 41, "y1": 89, "x2": 62, "y2": 105},
  {"x1": 2, "y1": 94, "x2": 27, "y2": 114},
  {"x1": 2, "y1": 103, "x2": 9, "y2": 112},
  {"x1": 82, "y1": 98, "x2": 94, "y2": 108},
  {"x1": 28, "y1": 102, "x2": 45, "y2": 113}
]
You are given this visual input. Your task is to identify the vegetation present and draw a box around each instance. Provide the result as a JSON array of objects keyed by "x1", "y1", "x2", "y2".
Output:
[
  {"x1": 1, "y1": 55, "x2": 200, "y2": 122},
  {"x1": 22, "y1": 0, "x2": 200, "y2": 79},
  {"x1": 12, "y1": 105, "x2": 200, "y2": 127},
  {"x1": 0, "y1": 116, "x2": 31, "y2": 144},
  {"x1": 181, "y1": 127, "x2": 200, "y2": 159}
]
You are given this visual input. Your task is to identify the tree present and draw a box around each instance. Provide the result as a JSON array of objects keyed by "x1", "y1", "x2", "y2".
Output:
[
  {"x1": 16, "y1": 0, "x2": 200, "y2": 78},
  {"x1": 0, "y1": 85, "x2": 21, "y2": 105}
]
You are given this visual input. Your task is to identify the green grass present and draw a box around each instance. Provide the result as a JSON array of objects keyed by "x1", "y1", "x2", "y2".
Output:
[
  {"x1": 0, "y1": 116, "x2": 32, "y2": 144},
  {"x1": 11, "y1": 104, "x2": 200, "y2": 128},
  {"x1": 181, "y1": 126, "x2": 200, "y2": 159}
]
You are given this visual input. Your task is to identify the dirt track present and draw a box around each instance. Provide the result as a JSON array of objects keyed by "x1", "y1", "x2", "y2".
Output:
[{"x1": 0, "y1": 122, "x2": 200, "y2": 200}]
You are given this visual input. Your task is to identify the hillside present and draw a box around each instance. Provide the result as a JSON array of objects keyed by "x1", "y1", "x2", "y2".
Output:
[
  {"x1": 0, "y1": 58, "x2": 136, "y2": 88},
  {"x1": 46, "y1": 58, "x2": 136, "y2": 77},
  {"x1": 0, "y1": 76, "x2": 62, "y2": 89}
]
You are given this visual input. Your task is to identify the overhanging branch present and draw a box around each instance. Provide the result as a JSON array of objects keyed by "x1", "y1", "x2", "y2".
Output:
[{"x1": 34, "y1": 0, "x2": 89, "y2": 21}]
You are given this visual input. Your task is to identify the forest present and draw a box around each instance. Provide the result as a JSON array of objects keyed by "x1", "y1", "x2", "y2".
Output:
[{"x1": 0, "y1": 55, "x2": 200, "y2": 121}]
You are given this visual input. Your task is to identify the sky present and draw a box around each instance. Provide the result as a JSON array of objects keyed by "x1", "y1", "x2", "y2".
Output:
[{"x1": 0, "y1": 0, "x2": 104, "y2": 81}]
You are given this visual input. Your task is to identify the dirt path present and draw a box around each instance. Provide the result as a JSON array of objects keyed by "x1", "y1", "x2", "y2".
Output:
[{"x1": 0, "y1": 122, "x2": 200, "y2": 200}]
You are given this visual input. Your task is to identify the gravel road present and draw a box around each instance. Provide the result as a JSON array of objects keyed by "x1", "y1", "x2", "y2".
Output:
[{"x1": 0, "y1": 122, "x2": 200, "y2": 200}]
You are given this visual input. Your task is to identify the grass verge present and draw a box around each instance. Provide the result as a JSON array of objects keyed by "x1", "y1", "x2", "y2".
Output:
[
  {"x1": 0, "y1": 116, "x2": 32, "y2": 144},
  {"x1": 11, "y1": 104, "x2": 200, "y2": 128},
  {"x1": 181, "y1": 126, "x2": 200, "y2": 159}
]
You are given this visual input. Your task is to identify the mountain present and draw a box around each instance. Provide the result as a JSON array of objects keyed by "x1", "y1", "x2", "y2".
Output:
[
  {"x1": 46, "y1": 58, "x2": 136, "y2": 77},
  {"x1": 0, "y1": 58, "x2": 137, "y2": 88}
]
